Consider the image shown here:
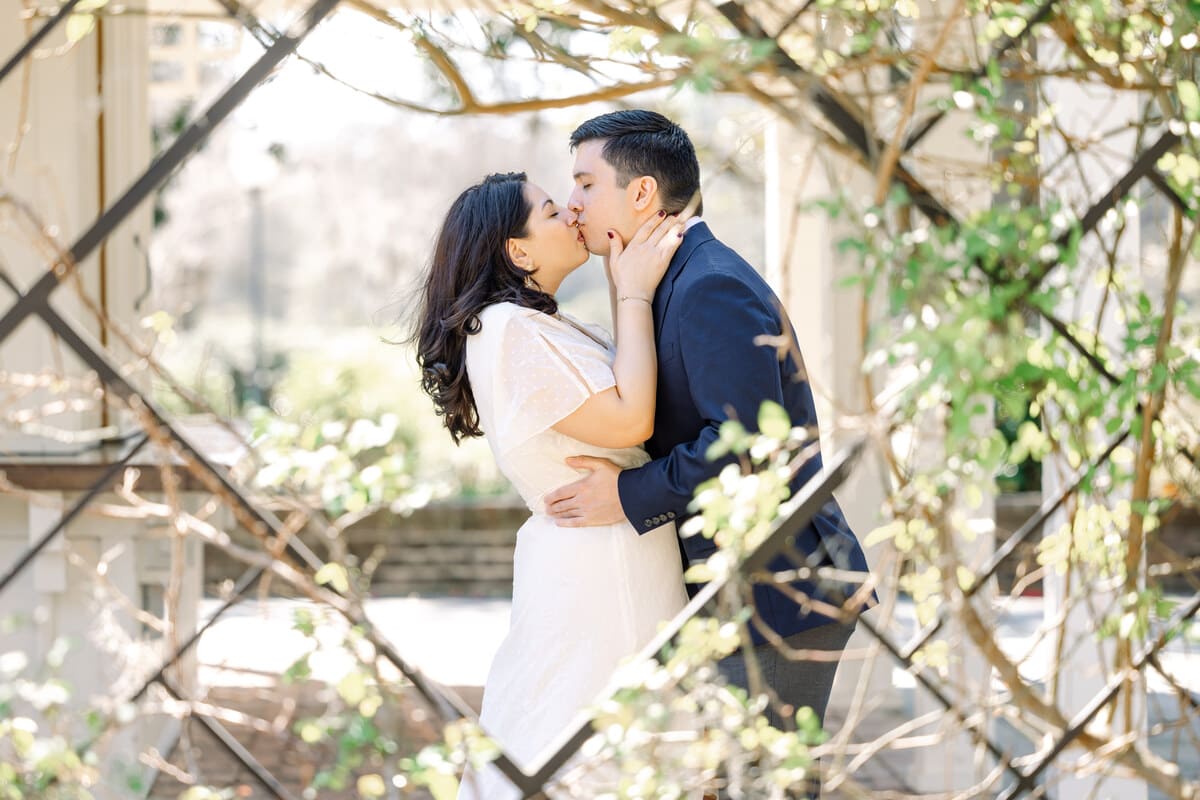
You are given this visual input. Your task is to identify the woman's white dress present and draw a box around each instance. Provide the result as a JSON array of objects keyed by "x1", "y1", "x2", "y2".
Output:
[{"x1": 456, "y1": 301, "x2": 688, "y2": 799}]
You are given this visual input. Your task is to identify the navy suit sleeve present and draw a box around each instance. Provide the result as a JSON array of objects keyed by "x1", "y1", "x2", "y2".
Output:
[{"x1": 617, "y1": 270, "x2": 796, "y2": 533}]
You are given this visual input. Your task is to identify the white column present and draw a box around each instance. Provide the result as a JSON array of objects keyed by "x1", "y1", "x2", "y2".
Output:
[
  {"x1": 0, "y1": 6, "x2": 150, "y2": 451},
  {"x1": 764, "y1": 115, "x2": 899, "y2": 747},
  {"x1": 0, "y1": 10, "x2": 97, "y2": 452},
  {"x1": 764, "y1": 116, "x2": 886, "y2": 537},
  {"x1": 98, "y1": 11, "x2": 153, "y2": 401}
]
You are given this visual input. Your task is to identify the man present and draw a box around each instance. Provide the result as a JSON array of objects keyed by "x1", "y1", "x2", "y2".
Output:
[{"x1": 544, "y1": 110, "x2": 874, "y2": 756}]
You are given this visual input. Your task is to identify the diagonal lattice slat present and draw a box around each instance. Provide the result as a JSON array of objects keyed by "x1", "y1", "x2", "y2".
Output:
[
  {"x1": 0, "y1": 0, "x2": 84, "y2": 84},
  {"x1": 999, "y1": 590, "x2": 1200, "y2": 798}
]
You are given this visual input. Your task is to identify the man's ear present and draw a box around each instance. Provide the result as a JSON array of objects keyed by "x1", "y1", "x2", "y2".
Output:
[
  {"x1": 506, "y1": 238, "x2": 533, "y2": 269},
  {"x1": 629, "y1": 176, "x2": 659, "y2": 212}
]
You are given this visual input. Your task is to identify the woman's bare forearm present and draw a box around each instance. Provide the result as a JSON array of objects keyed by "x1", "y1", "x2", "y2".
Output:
[
  {"x1": 551, "y1": 297, "x2": 657, "y2": 447},
  {"x1": 610, "y1": 295, "x2": 656, "y2": 432}
]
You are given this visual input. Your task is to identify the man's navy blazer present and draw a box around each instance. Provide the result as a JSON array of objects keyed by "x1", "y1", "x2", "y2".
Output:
[{"x1": 616, "y1": 222, "x2": 873, "y2": 645}]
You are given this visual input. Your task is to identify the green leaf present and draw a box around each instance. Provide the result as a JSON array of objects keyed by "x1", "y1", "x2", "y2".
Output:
[
  {"x1": 1179, "y1": 80, "x2": 1200, "y2": 122},
  {"x1": 426, "y1": 773, "x2": 459, "y2": 800},
  {"x1": 314, "y1": 562, "x2": 350, "y2": 594},
  {"x1": 956, "y1": 565, "x2": 976, "y2": 590},
  {"x1": 284, "y1": 654, "x2": 311, "y2": 684},
  {"x1": 886, "y1": 183, "x2": 911, "y2": 206},
  {"x1": 987, "y1": 58, "x2": 1002, "y2": 90},
  {"x1": 65, "y1": 14, "x2": 95, "y2": 42},
  {"x1": 293, "y1": 607, "x2": 316, "y2": 636},
  {"x1": 706, "y1": 438, "x2": 732, "y2": 461},
  {"x1": 345, "y1": 488, "x2": 368, "y2": 514},
  {"x1": 297, "y1": 720, "x2": 323, "y2": 744},
  {"x1": 1149, "y1": 362, "x2": 1169, "y2": 393},
  {"x1": 758, "y1": 400, "x2": 791, "y2": 440},
  {"x1": 357, "y1": 775, "x2": 387, "y2": 798},
  {"x1": 864, "y1": 520, "x2": 903, "y2": 548},
  {"x1": 712, "y1": 418, "x2": 750, "y2": 456},
  {"x1": 337, "y1": 670, "x2": 367, "y2": 706}
]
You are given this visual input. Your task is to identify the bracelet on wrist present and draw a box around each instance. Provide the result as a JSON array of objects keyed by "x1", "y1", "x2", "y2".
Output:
[{"x1": 618, "y1": 295, "x2": 653, "y2": 306}]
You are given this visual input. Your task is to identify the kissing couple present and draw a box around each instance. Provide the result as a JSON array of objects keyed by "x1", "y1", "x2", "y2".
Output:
[{"x1": 413, "y1": 109, "x2": 874, "y2": 799}]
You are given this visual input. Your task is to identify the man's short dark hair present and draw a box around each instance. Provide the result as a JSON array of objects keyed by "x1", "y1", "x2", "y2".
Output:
[{"x1": 570, "y1": 109, "x2": 703, "y2": 216}]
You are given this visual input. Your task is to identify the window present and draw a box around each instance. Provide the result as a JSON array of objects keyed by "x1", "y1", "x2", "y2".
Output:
[
  {"x1": 151, "y1": 23, "x2": 183, "y2": 47},
  {"x1": 197, "y1": 21, "x2": 238, "y2": 51},
  {"x1": 140, "y1": 582, "x2": 164, "y2": 639},
  {"x1": 150, "y1": 60, "x2": 185, "y2": 83},
  {"x1": 199, "y1": 60, "x2": 229, "y2": 85}
]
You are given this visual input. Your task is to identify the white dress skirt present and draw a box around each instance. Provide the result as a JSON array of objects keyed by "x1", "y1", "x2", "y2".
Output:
[{"x1": 455, "y1": 302, "x2": 688, "y2": 799}]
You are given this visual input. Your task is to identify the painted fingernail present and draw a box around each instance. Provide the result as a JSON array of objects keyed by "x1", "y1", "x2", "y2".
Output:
[
  {"x1": 677, "y1": 231, "x2": 684, "y2": 238},
  {"x1": 658, "y1": 210, "x2": 666, "y2": 217},
  {"x1": 607, "y1": 231, "x2": 614, "y2": 239}
]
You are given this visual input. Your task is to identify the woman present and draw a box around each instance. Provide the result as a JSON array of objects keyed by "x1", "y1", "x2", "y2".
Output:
[{"x1": 413, "y1": 172, "x2": 689, "y2": 798}]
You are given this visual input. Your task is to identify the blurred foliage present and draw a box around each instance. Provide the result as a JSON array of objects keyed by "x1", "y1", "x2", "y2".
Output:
[
  {"x1": 0, "y1": 634, "x2": 102, "y2": 799},
  {"x1": 247, "y1": 404, "x2": 430, "y2": 519},
  {"x1": 147, "y1": 317, "x2": 513, "y2": 523},
  {"x1": 243, "y1": 345, "x2": 510, "y2": 513}
]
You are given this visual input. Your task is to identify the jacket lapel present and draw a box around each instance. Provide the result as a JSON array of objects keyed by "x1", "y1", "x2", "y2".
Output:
[{"x1": 653, "y1": 221, "x2": 713, "y2": 338}]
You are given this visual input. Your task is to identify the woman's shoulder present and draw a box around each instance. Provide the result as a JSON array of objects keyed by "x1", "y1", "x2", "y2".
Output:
[
  {"x1": 479, "y1": 301, "x2": 561, "y2": 331},
  {"x1": 473, "y1": 303, "x2": 561, "y2": 351},
  {"x1": 478, "y1": 302, "x2": 612, "y2": 359},
  {"x1": 477, "y1": 301, "x2": 516, "y2": 321}
]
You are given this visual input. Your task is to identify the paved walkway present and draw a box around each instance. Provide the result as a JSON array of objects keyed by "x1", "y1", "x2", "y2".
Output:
[{"x1": 147, "y1": 596, "x2": 1198, "y2": 799}]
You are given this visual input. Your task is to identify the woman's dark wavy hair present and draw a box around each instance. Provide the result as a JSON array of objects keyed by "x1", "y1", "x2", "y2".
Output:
[{"x1": 412, "y1": 172, "x2": 558, "y2": 443}]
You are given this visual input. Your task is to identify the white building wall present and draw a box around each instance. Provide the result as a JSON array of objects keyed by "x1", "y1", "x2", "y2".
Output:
[{"x1": 2, "y1": 9, "x2": 204, "y2": 797}]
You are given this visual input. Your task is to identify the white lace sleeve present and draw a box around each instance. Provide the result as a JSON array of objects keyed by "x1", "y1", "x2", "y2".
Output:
[
  {"x1": 566, "y1": 314, "x2": 615, "y2": 354},
  {"x1": 491, "y1": 307, "x2": 616, "y2": 452}
]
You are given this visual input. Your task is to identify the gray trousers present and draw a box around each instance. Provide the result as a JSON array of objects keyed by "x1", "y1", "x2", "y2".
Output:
[{"x1": 715, "y1": 621, "x2": 856, "y2": 798}]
